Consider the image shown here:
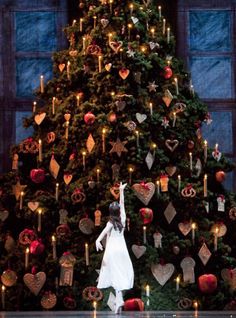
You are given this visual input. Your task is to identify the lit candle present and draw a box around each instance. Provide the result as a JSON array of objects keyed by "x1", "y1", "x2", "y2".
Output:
[
  {"x1": 174, "y1": 77, "x2": 179, "y2": 95},
  {"x1": 33, "y1": 101, "x2": 37, "y2": 113},
  {"x1": 98, "y1": 55, "x2": 102, "y2": 73},
  {"x1": 38, "y1": 209, "x2": 42, "y2": 232},
  {"x1": 189, "y1": 152, "x2": 193, "y2": 171},
  {"x1": 162, "y1": 18, "x2": 166, "y2": 34},
  {"x1": 172, "y1": 112, "x2": 176, "y2": 127},
  {"x1": 190, "y1": 79, "x2": 195, "y2": 96},
  {"x1": 178, "y1": 175, "x2": 181, "y2": 192},
  {"x1": 156, "y1": 180, "x2": 160, "y2": 196},
  {"x1": 129, "y1": 167, "x2": 134, "y2": 185},
  {"x1": 149, "y1": 102, "x2": 153, "y2": 116},
  {"x1": 76, "y1": 94, "x2": 80, "y2": 106},
  {"x1": 145, "y1": 284, "x2": 150, "y2": 306},
  {"x1": 135, "y1": 130, "x2": 139, "y2": 148},
  {"x1": 128, "y1": 23, "x2": 132, "y2": 41},
  {"x1": 55, "y1": 183, "x2": 59, "y2": 201},
  {"x1": 52, "y1": 97, "x2": 56, "y2": 115},
  {"x1": 102, "y1": 128, "x2": 106, "y2": 153},
  {"x1": 85, "y1": 243, "x2": 89, "y2": 266},
  {"x1": 96, "y1": 168, "x2": 100, "y2": 183},
  {"x1": 158, "y1": 5, "x2": 162, "y2": 20},
  {"x1": 93, "y1": 301, "x2": 97, "y2": 317},
  {"x1": 193, "y1": 300, "x2": 198, "y2": 317},
  {"x1": 1, "y1": 285, "x2": 5, "y2": 310},
  {"x1": 109, "y1": 0, "x2": 113, "y2": 13},
  {"x1": 19, "y1": 191, "x2": 24, "y2": 210},
  {"x1": 108, "y1": 32, "x2": 113, "y2": 44},
  {"x1": 82, "y1": 151, "x2": 86, "y2": 171},
  {"x1": 65, "y1": 121, "x2": 69, "y2": 140},
  {"x1": 204, "y1": 140, "x2": 208, "y2": 163},
  {"x1": 67, "y1": 61, "x2": 71, "y2": 81},
  {"x1": 52, "y1": 235, "x2": 57, "y2": 260},
  {"x1": 203, "y1": 174, "x2": 207, "y2": 197},
  {"x1": 40, "y1": 75, "x2": 44, "y2": 93},
  {"x1": 38, "y1": 139, "x2": 42, "y2": 162},
  {"x1": 167, "y1": 27, "x2": 170, "y2": 43},
  {"x1": 191, "y1": 222, "x2": 196, "y2": 245},
  {"x1": 150, "y1": 27, "x2": 155, "y2": 38},
  {"x1": 143, "y1": 226, "x2": 147, "y2": 244},
  {"x1": 93, "y1": 16, "x2": 97, "y2": 28},
  {"x1": 214, "y1": 227, "x2": 219, "y2": 252},
  {"x1": 176, "y1": 276, "x2": 180, "y2": 291},
  {"x1": 72, "y1": 19, "x2": 76, "y2": 26},
  {"x1": 82, "y1": 37, "x2": 86, "y2": 53},
  {"x1": 80, "y1": 18, "x2": 83, "y2": 32},
  {"x1": 129, "y1": 3, "x2": 134, "y2": 15},
  {"x1": 25, "y1": 247, "x2": 29, "y2": 269}
]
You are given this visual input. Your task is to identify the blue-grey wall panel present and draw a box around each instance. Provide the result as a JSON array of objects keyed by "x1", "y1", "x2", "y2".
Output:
[{"x1": 15, "y1": 111, "x2": 33, "y2": 144}]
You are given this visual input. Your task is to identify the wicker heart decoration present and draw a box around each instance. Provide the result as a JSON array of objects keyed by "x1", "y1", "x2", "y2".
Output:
[
  {"x1": 132, "y1": 182, "x2": 155, "y2": 206},
  {"x1": 151, "y1": 263, "x2": 175, "y2": 286},
  {"x1": 28, "y1": 202, "x2": 39, "y2": 211},
  {"x1": 165, "y1": 139, "x2": 179, "y2": 152},
  {"x1": 165, "y1": 166, "x2": 177, "y2": 176},
  {"x1": 105, "y1": 63, "x2": 112, "y2": 71},
  {"x1": 136, "y1": 113, "x2": 147, "y2": 123},
  {"x1": 109, "y1": 40, "x2": 123, "y2": 53},
  {"x1": 23, "y1": 272, "x2": 46, "y2": 296},
  {"x1": 101, "y1": 18, "x2": 109, "y2": 28},
  {"x1": 34, "y1": 113, "x2": 46, "y2": 125},
  {"x1": 178, "y1": 222, "x2": 192, "y2": 236},
  {"x1": 131, "y1": 245, "x2": 146, "y2": 259}
]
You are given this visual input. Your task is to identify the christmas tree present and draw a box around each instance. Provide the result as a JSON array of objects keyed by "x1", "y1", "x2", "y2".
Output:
[{"x1": 0, "y1": 0, "x2": 236, "y2": 312}]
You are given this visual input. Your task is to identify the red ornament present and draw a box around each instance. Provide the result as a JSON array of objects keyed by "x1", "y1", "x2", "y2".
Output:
[
  {"x1": 84, "y1": 112, "x2": 96, "y2": 125},
  {"x1": 30, "y1": 239, "x2": 45, "y2": 255},
  {"x1": 163, "y1": 66, "x2": 173, "y2": 79},
  {"x1": 198, "y1": 274, "x2": 217, "y2": 294},
  {"x1": 108, "y1": 112, "x2": 117, "y2": 123},
  {"x1": 139, "y1": 208, "x2": 153, "y2": 224},
  {"x1": 124, "y1": 298, "x2": 144, "y2": 311},
  {"x1": 215, "y1": 170, "x2": 226, "y2": 183},
  {"x1": 30, "y1": 168, "x2": 45, "y2": 183}
]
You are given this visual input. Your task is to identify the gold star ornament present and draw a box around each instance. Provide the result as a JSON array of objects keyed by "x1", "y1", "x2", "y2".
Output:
[
  {"x1": 12, "y1": 181, "x2": 27, "y2": 200},
  {"x1": 109, "y1": 138, "x2": 128, "y2": 157}
]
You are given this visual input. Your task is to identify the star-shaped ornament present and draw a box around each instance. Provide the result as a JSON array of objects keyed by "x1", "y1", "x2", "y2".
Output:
[
  {"x1": 161, "y1": 117, "x2": 169, "y2": 128},
  {"x1": 109, "y1": 138, "x2": 128, "y2": 157},
  {"x1": 12, "y1": 181, "x2": 27, "y2": 200},
  {"x1": 147, "y1": 81, "x2": 158, "y2": 92},
  {"x1": 126, "y1": 48, "x2": 135, "y2": 58}
]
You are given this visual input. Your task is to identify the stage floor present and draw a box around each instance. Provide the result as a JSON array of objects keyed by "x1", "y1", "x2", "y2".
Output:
[{"x1": 0, "y1": 311, "x2": 235, "y2": 318}]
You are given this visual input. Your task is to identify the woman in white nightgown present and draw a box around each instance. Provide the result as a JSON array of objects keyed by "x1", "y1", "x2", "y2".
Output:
[{"x1": 96, "y1": 182, "x2": 134, "y2": 314}]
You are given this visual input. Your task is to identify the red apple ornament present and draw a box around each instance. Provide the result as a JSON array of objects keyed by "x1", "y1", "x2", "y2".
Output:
[
  {"x1": 30, "y1": 168, "x2": 45, "y2": 183},
  {"x1": 124, "y1": 298, "x2": 144, "y2": 311},
  {"x1": 215, "y1": 170, "x2": 226, "y2": 183},
  {"x1": 163, "y1": 66, "x2": 173, "y2": 79},
  {"x1": 139, "y1": 208, "x2": 153, "y2": 224},
  {"x1": 84, "y1": 112, "x2": 96, "y2": 125},
  {"x1": 30, "y1": 239, "x2": 45, "y2": 255},
  {"x1": 198, "y1": 274, "x2": 217, "y2": 294}
]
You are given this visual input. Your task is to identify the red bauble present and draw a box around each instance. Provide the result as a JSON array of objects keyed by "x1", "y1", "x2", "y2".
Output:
[
  {"x1": 215, "y1": 170, "x2": 226, "y2": 183},
  {"x1": 30, "y1": 239, "x2": 45, "y2": 255},
  {"x1": 84, "y1": 112, "x2": 96, "y2": 125},
  {"x1": 124, "y1": 298, "x2": 144, "y2": 311},
  {"x1": 108, "y1": 112, "x2": 117, "y2": 123},
  {"x1": 163, "y1": 66, "x2": 173, "y2": 79},
  {"x1": 30, "y1": 169, "x2": 45, "y2": 183},
  {"x1": 198, "y1": 274, "x2": 217, "y2": 294},
  {"x1": 139, "y1": 208, "x2": 153, "y2": 224}
]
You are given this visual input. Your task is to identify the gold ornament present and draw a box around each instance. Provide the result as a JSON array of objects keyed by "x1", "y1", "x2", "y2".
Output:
[
  {"x1": 1, "y1": 269, "x2": 17, "y2": 287},
  {"x1": 49, "y1": 155, "x2": 60, "y2": 179},
  {"x1": 86, "y1": 133, "x2": 95, "y2": 153},
  {"x1": 41, "y1": 292, "x2": 57, "y2": 309},
  {"x1": 162, "y1": 89, "x2": 173, "y2": 107},
  {"x1": 34, "y1": 112, "x2": 46, "y2": 125},
  {"x1": 109, "y1": 138, "x2": 128, "y2": 157}
]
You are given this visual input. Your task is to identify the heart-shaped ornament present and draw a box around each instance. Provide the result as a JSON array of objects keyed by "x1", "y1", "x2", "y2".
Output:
[
  {"x1": 58, "y1": 63, "x2": 65, "y2": 72},
  {"x1": 0, "y1": 209, "x2": 9, "y2": 221},
  {"x1": 165, "y1": 166, "x2": 177, "y2": 176},
  {"x1": 34, "y1": 113, "x2": 46, "y2": 125},
  {"x1": 131, "y1": 245, "x2": 146, "y2": 259},
  {"x1": 88, "y1": 180, "x2": 96, "y2": 189},
  {"x1": 63, "y1": 174, "x2": 73, "y2": 185},
  {"x1": 101, "y1": 18, "x2": 109, "y2": 28},
  {"x1": 119, "y1": 68, "x2": 130, "y2": 80},
  {"x1": 64, "y1": 113, "x2": 71, "y2": 121},
  {"x1": 221, "y1": 268, "x2": 236, "y2": 290},
  {"x1": 136, "y1": 113, "x2": 147, "y2": 123},
  {"x1": 151, "y1": 263, "x2": 175, "y2": 286},
  {"x1": 105, "y1": 63, "x2": 112, "y2": 71},
  {"x1": 110, "y1": 185, "x2": 120, "y2": 200},
  {"x1": 115, "y1": 100, "x2": 126, "y2": 111},
  {"x1": 178, "y1": 222, "x2": 192, "y2": 236},
  {"x1": 23, "y1": 272, "x2": 46, "y2": 296},
  {"x1": 109, "y1": 41, "x2": 123, "y2": 53},
  {"x1": 28, "y1": 202, "x2": 39, "y2": 211},
  {"x1": 132, "y1": 182, "x2": 155, "y2": 206},
  {"x1": 165, "y1": 139, "x2": 179, "y2": 152},
  {"x1": 149, "y1": 42, "x2": 159, "y2": 50},
  {"x1": 212, "y1": 151, "x2": 222, "y2": 161},
  {"x1": 131, "y1": 16, "x2": 139, "y2": 24}
]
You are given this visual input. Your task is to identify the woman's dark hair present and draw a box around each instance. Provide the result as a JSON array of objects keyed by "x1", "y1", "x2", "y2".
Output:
[{"x1": 109, "y1": 201, "x2": 123, "y2": 232}]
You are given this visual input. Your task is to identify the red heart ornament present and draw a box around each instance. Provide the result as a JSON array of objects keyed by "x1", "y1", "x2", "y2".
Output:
[{"x1": 119, "y1": 68, "x2": 130, "y2": 80}]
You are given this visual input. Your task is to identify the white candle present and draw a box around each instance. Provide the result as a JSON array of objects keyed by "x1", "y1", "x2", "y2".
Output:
[
  {"x1": 214, "y1": 227, "x2": 219, "y2": 251},
  {"x1": 82, "y1": 151, "x2": 86, "y2": 171},
  {"x1": 38, "y1": 209, "x2": 42, "y2": 232},
  {"x1": 128, "y1": 23, "x2": 132, "y2": 41},
  {"x1": 38, "y1": 139, "x2": 42, "y2": 162},
  {"x1": 93, "y1": 16, "x2": 97, "y2": 29},
  {"x1": 167, "y1": 27, "x2": 170, "y2": 43},
  {"x1": 85, "y1": 243, "x2": 89, "y2": 266},
  {"x1": 82, "y1": 37, "x2": 86, "y2": 53},
  {"x1": 172, "y1": 112, "x2": 176, "y2": 127},
  {"x1": 1, "y1": 285, "x2": 5, "y2": 310},
  {"x1": 204, "y1": 140, "x2": 208, "y2": 163},
  {"x1": 150, "y1": 28, "x2": 155, "y2": 38},
  {"x1": 109, "y1": 0, "x2": 113, "y2": 13},
  {"x1": 96, "y1": 168, "x2": 100, "y2": 183},
  {"x1": 102, "y1": 128, "x2": 106, "y2": 153},
  {"x1": 19, "y1": 191, "x2": 24, "y2": 210},
  {"x1": 149, "y1": 102, "x2": 153, "y2": 117},
  {"x1": 67, "y1": 61, "x2": 71, "y2": 81},
  {"x1": 162, "y1": 18, "x2": 166, "y2": 34},
  {"x1": 158, "y1": 5, "x2": 162, "y2": 20},
  {"x1": 72, "y1": 19, "x2": 76, "y2": 26},
  {"x1": 80, "y1": 18, "x2": 83, "y2": 32},
  {"x1": 156, "y1": 180, "x2": 160, "y2": 196},
  {"x1": 108, "y1": 33, "x2": 113, "y2": 44},
  {"x1": 191, "y1": 223, "x2": 196, "y2": 245},
  {"x1": 55, "y1": 183, "x2": 59, "y2": 201},
  {"x1": 176, "y1": 276, "x2": 180, "y2": 291},
  {"x1": 143, "y1": 226, "x2": 147, "y2": 244},
  {"x1": 98, "y1": 55, "x2": 102, "y2": 73},
  {"x1": 193, "y1": 301, "x2": 198, "y2": 317},
  {"x1": 174, "y1": 77, "x2": 179, "y2": 95},
  {"x1": 203, "y1": 174, "x2": 207, "y2": 197},
  {"x1": 65, "y1": 121, "x2": 69, "y2": 140},
  {"x1": 52, "y1": 236, "x2": 57, "y2": 259},
  {"x1": 215, "y1": 143, "x2": 219, "y2": 152},
  {"x1": 129, "y1": 167, "x2": 134, "y2": 185},
  {"x1": 189, "y1": 152, "x2": 193, "y2": 171},
  {"x1": 129, "y1": 3, "x2": 134, "y2": 15},
  {"x1": 40, "y1": 75, "x2": 44, "y2": 93},
  {"x1": 145, "y1": 284, "x2": 150, "y2": 306},
  {"x1": 25, "y1": 247, "x2": 29, "y2": 269},
  {"x1": 178, "y1": 175, "x2": 181, "y2": 192},
  {"x1": 33, "y1": 101, "x2": 37, "y2": 113},
  {"x1": 135, "y1": 130, "x2": 139, "y2": 148},
  {"x1": 76, "y1": 94, "x2": 80, "y2": 106},
  {"x1": 52, "y1": 97, "x2": 56, "y2": 115}
]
